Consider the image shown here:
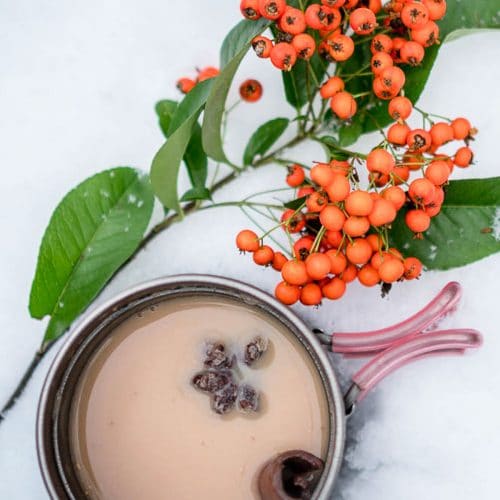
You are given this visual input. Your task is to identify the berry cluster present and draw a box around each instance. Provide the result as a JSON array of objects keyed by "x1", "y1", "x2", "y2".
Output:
[
  {"x1": 236, "y1": 105, "x2": 476, "y2": 306},
  {"x1": 241, "y1": 0, "x2": 447, "y2": 120}
]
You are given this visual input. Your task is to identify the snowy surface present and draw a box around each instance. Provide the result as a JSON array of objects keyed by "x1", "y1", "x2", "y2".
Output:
[{"x1": 1, "y1": 1, "x2": 500, "y2": 499}]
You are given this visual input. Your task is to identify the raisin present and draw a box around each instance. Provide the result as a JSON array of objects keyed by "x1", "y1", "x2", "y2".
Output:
[
  {"x1": 212, "y1": 382, "x2": 238, "y2": 414},
  {"x1": 204, "y1": 342, "x2": 233, "y2": 369},
  {"x1": 192, "y1": 370, "x2": 232, "y2": 393},
  {"x1": 238, "y1": 384, "x2": 259, "y2": 413},
  {"x1": 244, "y1": 336, "x2": 268, "y2": 366}
]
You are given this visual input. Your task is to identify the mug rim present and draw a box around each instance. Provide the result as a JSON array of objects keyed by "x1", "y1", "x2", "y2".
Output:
[{"x1": 36, "y1": 274, "x2": 346, "y2": 499}]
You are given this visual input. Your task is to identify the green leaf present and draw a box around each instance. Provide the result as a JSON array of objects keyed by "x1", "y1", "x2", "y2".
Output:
[
  {"x1": 29, "y1": 167, "x2": 154, "y2": 342},
  {"x1": 180, "y1": 186, "x2": 212, "y2": 202},
  {"x1": 362, "y1": 0, "x2": 500, "y2": 133},
  {"x1": 202, "y1": 18, "x2": 271, "y2": 163},
  {"x1": 243, "y1": 118, "x2": 289, "y2": 166},
  {"x1": 155, "y1": 100, "x2": 208, "y2": 190},
  {"x1": 184, "y1": 123, "x2": 208, "y2": 188},
  {"x1": 318, "y1": 136, "x2": 351, "y2": 161},
  {"x1": 284, "y1": 196, "x2": 307, "y2": 210},
  {"x1": 151, "y1": 79, "x2": 214, "y2": 212},
  {"x1": 338, "y1": 120, "x2": 363, "y2": 148},
  {"x1": 281, "y1": 55, "x2": 328, "y2": 110},
  {"x1": 390, "y1": 178, "x2": 500, "y2": 270},
  {"x1": 155, "y1": 99, "x2": 178, "y2": 137}
]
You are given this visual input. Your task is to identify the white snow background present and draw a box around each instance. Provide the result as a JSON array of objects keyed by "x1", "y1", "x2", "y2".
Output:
[{"x1": 1, "y1": 1, "x2": 499, "y2": 499}]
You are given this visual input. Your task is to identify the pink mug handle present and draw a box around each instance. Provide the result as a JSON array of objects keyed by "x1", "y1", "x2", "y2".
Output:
[
  {"x1": 343, "y1": 328, "x2": 482, "y2": 413},
  {"x1": 332, "y1": 282, "x2": 462, "y2": 356}
]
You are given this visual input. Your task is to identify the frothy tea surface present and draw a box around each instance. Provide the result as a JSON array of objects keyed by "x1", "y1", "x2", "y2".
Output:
[{"x1": 70, "y1": 296, "x2": 329, "y2": 499}]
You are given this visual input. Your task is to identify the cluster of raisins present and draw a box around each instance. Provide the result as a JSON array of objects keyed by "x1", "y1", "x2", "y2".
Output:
[{"x1": 191, "y1": 337, "x2": 268, "y2": 415}]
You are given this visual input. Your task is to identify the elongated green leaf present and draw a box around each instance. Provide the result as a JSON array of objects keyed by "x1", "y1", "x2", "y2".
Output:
[
  {"x1": 338, "y1": 120, "x2": 363, "y2": 148},
  {"x1": 390, "y1": 177, "x2": 500, "y2": 270},
  {"x1": 155, "y1": 100, "x2": 208, "y2": 190},
  {"x1": 151, "y1": 79, "x2": 214, "y2": 212},
  {"x1": 180, "y1": 186, "x2": 212, "y2": 202},
  {"x1": 243, "y1": 118, "x2": 289, "y2": 166},
  {"x1": 318, "y1": 136, "x2": 351, "y2": 161},
  {"x1": 29, "y1": 167, "x2": 154, "y2": 342},
  {"x1": 202, "y1": 18, "x2": 271, "y2": 163},
  {"x1": 362, "y1": 0, "x2": 500, "y2": 132}
]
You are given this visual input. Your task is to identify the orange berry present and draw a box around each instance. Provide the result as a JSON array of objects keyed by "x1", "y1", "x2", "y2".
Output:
[
  {"x1": 368, "y1": 171, "x2": 390, "y2": 188},
  {"x1": 252, "y1": 36, "x2": 273, "y2": 58},
  {"x1": 258, "y1": 0, "x2": 286, "y2": 20},
  {"x1": 405, "y1": 209, "x2": 431, "y2": 233},
  {"x1": 371, "y1": 251, "x2": 393, "y2": 270},
  {"x1": 454, "y1": 146, "x2": 473, "y2": 167},
  {"x1": 368, "y1": 198, "x2": 397, "y2": 227},
  {"x1": 346, "y1": 238, "x2": 373, "y2": 265},
  {"x1": 326, "y1": 34, "x2": 355, "y2": 62},
  {"x1": 292, "y1": 33, "x2": 316, "y2": 60},
  {"x1": 272, "y1": 252, "x2": 288, "y2": 271},
  {"x1": 275, "y1": 281, "x2": 301, "y2": 305},
  {"x1": 300, "y1": 283, "x2": 323, "y2": 306},
  {"x1": 390, "y1": 36, "x2": 406, "y2": 63},
  {"x1": 407, "y1": 128, "x2": 432, "y2": 153},
  {"x1": 236, "y1": 229, "x2": 260, "y2": 252},
  {"x1": 270, "y1": 42, "x2": 297, "y2": 71},
  {"x1": 253, "y1": 245, "x2": 274, "y2": 265},
  {"x1": 341, "y1": 263, "x2": 358, "y2": 283},
  {"x1": 392, "y1": 164, "x2": 410, "y2": 185},
  {"x1": 305, "y1": 252, "x2": 332, "y2": 280},
  {"x1": 297, "y1": 186, "x2": 315, "y2": 198},
  {"x1": 373, "y1": 77, "x2": 397, "y2": 100},
  {"x1": 286, "y1": 164, "x2": 306, "y2": 187},
  {"x1": 330, "y1": 159, "x2": 351, "y2": 176},
  {"x1": 343, "y1": 215, "x2": 370, "y2": 237},
  {"x1": 380, "y1": 66, "x2": 406, "y2": 93},
  {"x1": 366, "y1": 149, "x2": 395, "y2": 175},
  {"x1": 330, "y1": 91, "x2": 357, "y2": 119},
  {"x1": 294, "y1": 236, "x2": 314, "y2": 260},
  {"x1": 401, "y1": 1, "x2": 430, "y2": 29},
  {"x1": 378, "y1": 258, "x2": 404, "y2": 282},
  {"x1": 400, "y1": 40, "x2": 425, "y2": 66},
  {"x1": 305, "y1": 4, "x2": 342, "y2": 30},
  {"x1": 279, "y1": 6, "x2": 306, "y2": 35},
  {"x1": 320, "y1": 76, "x2": 345, "y2": 99},
  {"x1": 430, "y1": 122, "x2": 454, "y2": 146},
  {"x1": 403, "y1": 256, "x2": 423, "y2": 280},
  {"x1": 281, "y1": 209, "x2": 306, "y2": 233},
  {"x1": 326, "y1": 174, "x2": 351, "y2": 202},
  {"x1": 240, "y1": 0, "x2": 261, "y2": 20},
  {"x1": 424, "y1": 160, "x2": 450, "y2": 185},
  {"x1": 358, "y1": 264, "x2": 380, "y2": 286},
  {"x1": 326, "y1": 249, "x2": 347, "y2": 274},
  {"x1": 382, "y1": 185, "x2": 406, "y2": 210},
  {"x1": 306, "y1": 191, "x2": 329, "y2": 212},
  {"x1": 366, "y1": 233, "x2": 383, "y2": 252},
  {"x1": 345, "y1": 190, "x2": 374, "y2": 216},
  {"x1": 350, "y1": 7, "x2": 377, "y2": 35},
  {"x1": 282, "y1": 260, "x2": 309, "y2": 286},
  {"x1": 409, "y1": 178, "x2": 436, "y2": 204},
  {"x1": 387, "y1": 122, "x2": 410, "y2": 145},
  {"x1": 451, "y1": 117, "x2": 471, "y2": 140},
  {"x1": 325, "y1": 230, "x2": 344, "y2": 248},
  {"x1": 322, "y1": 0, "x2": 347, "y2": 7},
  {"x1": 422, "y1": 0, "x2": 447, "y2": 21},
  {"x1": 239, "y1": 79, "x2": 263, "y2": 102},
  {"x1": 311, "y1": 163, "x2": 335, "y2": 187},
  {"x1": 371, "y1": 52, "x2": 393, "y2": 76},
  {"x1": 371, "y1": 33, "x2": 393, "y2": 54},
  {"x1": 403, "y1": 151, "x2": 424, "y2": 171},
  {"x1": 176, "y1": 78, "x2": 196, "y2": 94},
  {"x1": 411, "y1": 21, "x2": 440, "y2": 47},
  {"x1": 388, "y1": 96, "x2": 413, "y2": 121},
  {"x1": 197, "y1": 66, "x2": 219, "y2": 82},
  {"x1": 322, "y1": 277, "x2": 346, "y2": 299},
  {"x1": 319, "y1": 205, "x2": 346, "y2": 231}
]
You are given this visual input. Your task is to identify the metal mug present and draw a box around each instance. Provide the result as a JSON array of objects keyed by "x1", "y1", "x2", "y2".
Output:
[{"x1": 36, "y1": 275, "x2": 481, "y2": 499}]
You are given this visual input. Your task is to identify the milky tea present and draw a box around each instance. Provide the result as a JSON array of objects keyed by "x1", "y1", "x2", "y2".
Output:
[{"x1": 69, "y1": 296, "x2": 329, "y2": 499}]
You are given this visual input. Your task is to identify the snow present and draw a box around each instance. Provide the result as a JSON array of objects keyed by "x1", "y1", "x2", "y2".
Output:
[{"x1": 1, "y1": 1, "x2": 500, "y2": 499}]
